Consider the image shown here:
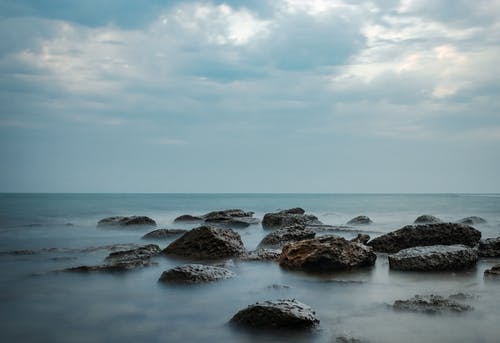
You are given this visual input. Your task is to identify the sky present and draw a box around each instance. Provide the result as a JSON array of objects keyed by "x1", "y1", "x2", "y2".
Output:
[{"x1": 0, "y1": 0, "x2": 499, "y2": 193}]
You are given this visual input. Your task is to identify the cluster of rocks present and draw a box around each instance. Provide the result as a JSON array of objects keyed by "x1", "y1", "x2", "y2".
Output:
[{"x1": 174, "y1": 209, "x2": 259, "y2": 228}]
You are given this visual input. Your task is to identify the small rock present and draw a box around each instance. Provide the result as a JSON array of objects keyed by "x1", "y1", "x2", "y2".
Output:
[
  {"x1": 158, "y1": 264, "x2": 235, "y2": 284},
  {"x1": 142, "y1": 229, "x2": 187, "y2": 240},
  {"x1": 414, "y1": 215, "x2": 442, "y2": 224},
  {"x1": 350, "y1": 234, "x2": 370, "y2": 245},
  {"x1": 457, "y1": 216, "x2": 487, "y2": 225},
  {"x1": 393, "y1": 295, "x2": 473, "y2": 313},
  {"x1": 173, "y1": 214, "x2": 203, "y2": 222},
  {"x1": 346, "y1": 216, "x2": 373, "y2": 225},
  {"x1": 262, "y1": 208, "x2": 322, "y2": 229},
  {"x1": 478, "y1": 237, "x2": 500, "y2": 257},
  {"x1": 240, "y1": 249, "x2": 281, "y2": 262},
  {"x1": 97, "y1": 216, "x2": 156, "y2": 227},
  {"x1": 484, "y1": 264, "x2": 500, "y2": 277},
  {"x1": 258, "y1": 225, "x2": 315, "y2": 248}
]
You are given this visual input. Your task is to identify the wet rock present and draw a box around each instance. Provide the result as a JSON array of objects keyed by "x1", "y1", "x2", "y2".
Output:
[
  {"x1": 478, "y1": 237, "x2": 500, "y2": 257},
  {"x1": 158, "y1": 264, "x2": 235, "y2": 284},
  {"x1": 414, "y1": 215, "x2": 442, "y2": 224},
  {"x1": 142, "y1": 229, "x2": 187, "y2": 240},
  {"x1": 350, "y1": 234, "x2": 370, "y2": 245},
  {"x1": 262, "y1": 208, "x2": 322, "y2": 229},
  {"x1": 457, "y1": 216, "x2": 487, "y2": 225},
  {"x1": 230, "y1": 299, "x2": 320, "y2": 329},
  {"x1": 393, "y1": 295, "x2": 473, "y2": 314},
  {"x1": 388, "y1": 245, "x2": 478, "y2": 271},
  {"x1": 484, "y1": 264, "x2": 500, "y2": 277},
  {"x1": 97, "y1": 216, "x2": 156, "y2": 227},
  {"x1": 173, "y1": 214, "x2": 203, "y2": 222},
  {"x1": 258, "y1": 225, "x2": 315, "y2": 248},
  {"x1": 279, "y1": 236, "x2": 376, "y2": 272},
  {"x1": 105, "y1": 244, "x2": 161, "y2": 263},
  {"x1": 346, "y1": 216, "x2": 373, "y2": 225},
  {"x1": 162, "y1": 226, "x2": 244, "y2": 259},
  {"x1": 240, "y1": 249, "x2": 281, "y2": 262},
  {"x1": 203, "y1": 209, "x2": 255, "y2": 219},
  {"x1": 367, "y1": 223, "x2": 481, "y2": 253},
  {"x1": 203, "y1": 209, "x2": 259, "y2": 227},
  {"x1": 336, "y1": 334, "x2": 364, "y2": 343}
]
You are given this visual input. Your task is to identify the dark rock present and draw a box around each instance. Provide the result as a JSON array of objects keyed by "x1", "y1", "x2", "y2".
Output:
[
  {"x1": 142, "y1": 229, "x2": 187, "y2": 240},
  {"x1": 414, "y1": 215, "x2": 442, "y2": 224},
  {"x1": 279, "y1": 236, "x2": 376, "y2": 272},
  {"x1": 347, "y1": 216, "x2": 373, "y2": 225},
  {"x1": 262, "y1": 208, "x2": 322, "y2": 229},
  {"x1": 393, "y1": 295, "x2": 473, "y2": 313},
  {"x1": 350, "y1": 234, "x2": 370, "y2": 245},
  {"x1": 203, "y1": 209, "x2": 259, "y2": 227},
  {"x1": 158, "y1": 264, "x2": 235, "y2": 284},
  {"x1": 258, "y1": 225, "x2": 315, "y2": 248},
  {"x1": 484, "y1": 264, "x2": 500, "y2": 277},
  {"x1": 162, "y1": 226, "x2": 244, "y2": 259},
  {"x1": 240, "y1": 249, "x2": 281, "y2": 262},
  {"x1": 336, "y1": 335, "x2": 364, "y2": 343},
  {"x1": 457, "y1": 216, "x2": 487, "y2": 225},
  {"x1": 203, "y1": 209, "x2": 254, "y2": 219},
  {"x1": 105, "y1": 244, "x2": 161, "y2": 263},
  {"x1": 388, "y1": 245, "x2": 478, "y2": 271},
  {"x1": 173, "y1": 214, "x2": 203, "y2": 222},
  {"x1": 367, "y1": 223, "x2": 481, "y2": 253},
  {"x1": 230, "y1": 299, "x2": 319, "y2": 329},
  {"x1": 478, "y1": 237, "x2": 500, "y2": 257},
  {"x1": 97, "y1": 216, "x2": 156, "y2": 227}
]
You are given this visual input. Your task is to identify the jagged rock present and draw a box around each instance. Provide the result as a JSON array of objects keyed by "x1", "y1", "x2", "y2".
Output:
[
  {"x1": 367, "y1": 223, "x2": 481, "y2": 253},
  {"x1": 393, "y1": 295, "x2": 473, "y2": 313},
  {"x1": 414, "y1": 215, "x2": 442, "y2": 224},
  {"x1": 457, "y1": 216, "x2": 487, "y2": 225},
  {"x1": 347, "y1": 216, "x2": 373, "y2": 225},
  {"x1": 97, "y1": 216, "x2": 156, "y2": 227},
  {"x1": 173, "y1": 214, "x2": 203, "y2": 222},
  {"x1": 240, "y1": 249, "x2": 281, "y2": 262},
  {"x1": 262, "y1": 208, "x2": 322, "y2": 229},
  {"x1": 162, "y1": 226, "x2": 244, "y2": 259},
  {"x1": 350, "y1": 234, "x2": 370, "y2": 245},
  {"x1": 478, "y1": 237, "x2": 500, "y2": 257},
  {"x1": 388, "y1": 245, "x2": 478, "y2": 271},
  {"x1": 484, "y1": 264, "x2": 500, "y2": 277},
  {"x1": 158, "y1": 264, "x2": 235, "y2": 284},
  {"x1": 258, "y1": 225, "x2": 315, "y2": 248},
  {"x1": 142, "y1": 229, "x2": 187, "y2": 240},
  {"x1": 230, "y1": 299, "x2": 320, "y2": 329},
  {"x1": 279, "y1": 236, "x2": 376, "y2": 272}
]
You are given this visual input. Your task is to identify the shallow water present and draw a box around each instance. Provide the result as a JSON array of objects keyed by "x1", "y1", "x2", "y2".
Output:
[{"x1": 0, "y1": 193, "x2": 499, "y2": 342}]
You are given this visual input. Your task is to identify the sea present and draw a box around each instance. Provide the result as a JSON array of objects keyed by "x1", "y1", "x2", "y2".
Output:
[{"x1": 0, "y1": 193, "x2": 499, "y2": 343}]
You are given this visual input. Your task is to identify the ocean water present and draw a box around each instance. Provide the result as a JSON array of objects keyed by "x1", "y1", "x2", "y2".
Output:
[{"x1": 0, "y1": 193, "x2": 499, "y2": 343}]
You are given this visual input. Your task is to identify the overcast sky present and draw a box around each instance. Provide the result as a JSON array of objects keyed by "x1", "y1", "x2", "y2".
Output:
[{"x1": 0, "y1": 0, "x2": 499, "y2": 193}]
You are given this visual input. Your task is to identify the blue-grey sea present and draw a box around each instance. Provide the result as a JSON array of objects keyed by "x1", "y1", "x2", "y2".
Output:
[{"x1": 0, "y1": 193, "x2": 499, "y2": 343}]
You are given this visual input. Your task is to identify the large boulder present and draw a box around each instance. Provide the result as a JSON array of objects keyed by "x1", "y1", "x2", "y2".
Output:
[
  {"x1": 457, "y1": 216, "x2": 486, "y2": 225},
  {"x1": 478, "y1": 237, "x2": 500, "y2": 257},
  {"x1": 230, "y1": 299, "x2": 319, "y2": 329},
  {"x1": 142, "y1": 229, "x2": 188, "y2": 240},
  {"x1": 162, "y1": 226, "x2": 244, "y2": 259},
  {"x1": 346, "y1": 216, "x2": 373, "y2": 225},
  {"x1": 258, "y1": 225, "x2": 315, "y2": 248},
  {"x1": 97, "y1": 216, "x2": 156, "y2": 227},
  {"x1": 367, "y1": 223, "x2": 481, "y2": 253},
  {"x1": 262, "y1": 208, "x2": 322, "y2": 229},
  {"x1": 279, "y1": 236, "x2": 376, "y2": 272},
  {"x1": 393, "y1": 295, "x2": 473, "y2": 313},
  {"x1": 158, "y1": 264, "x2": 235, "y2": 284},
  {"x1": 414, "y1": 215, "x2": 442, "y2": 224},
  {"x1": 484, "y1": 264, "x2": 500, "y2": 277},
  {"x1": 173, "y1": 214, "x2": 203, "y2": 222},
  {"x1": 388, "y1": 245, "x2": 478, "y2": 271}
]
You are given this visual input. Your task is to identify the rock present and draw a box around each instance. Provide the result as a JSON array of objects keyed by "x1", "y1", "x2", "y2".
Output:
[
  {"x1": 336, "y1": 335, "x2": 364, "y2": 343},
  {"x1": 203, "y1": 209, "x2": 259, "y2": 227},
  {"x1": 258, "y1": 225, "x2": 315, "y2": 248},
  {"x1": 393, "y1": 295, "x2": 473, "y2": 313},
  {"x1": 173, "y1": 214, "x2": 203, "y2": 222},
  {"x1": 414, "y1": 215, "x2": 442, "y2": 224},
  {"x1": 262, "y1": 208, "x2": 322, "y2": 229},
  {"x1": 142, "y1": 229, "x2": 187, "y2": 240},
  {"x1": 230, "y1": 299, "x2": 320, "y2": 329},
  {"x1": 367, "y1": 223, "x2": 481, "y2": 253},
  {"x1": 240, "y1": 249, "x2": 281, "y2": 262},
  {"x1": 162, "y1": 226, "x2": 244, "y2": 259},
  {"x1": 97, "y1": 216, "x2": 156, "y2": 227},
  {"x1": 350, "y1": 234, "x2": 370, "y2": 245},
  {"x1": 203, "y1": 209, "x2": 255, "y2": 219},
  {"x1": 484, "y1": 264, "x2": 500, "y2": 277},
  {"x1": 457, "y1": 216, "x2": 487, "y2": 225},
  {"x1": 346, "y1": 216, "x2": 373, "y2": 225},
  {"x1": 478, "y1": 237, "x2": 500, "y2": 257},
  {"x1": 105, "y1": 244, "x2": 161, "y2": 263},
  {"x1": 279, "y1": 236, "x2": 376, "y2": 272},
  {"x1": 388, "y1": 245, "x2": 478, "y2": 271},
  {"x1": 158, "y1": 264, "x2": 235, "y2": 284}
]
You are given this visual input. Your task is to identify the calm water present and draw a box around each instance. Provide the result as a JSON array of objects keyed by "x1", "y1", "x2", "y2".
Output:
[{"x1": 0, "y1": 193, "x2": 499, "y2": 342}]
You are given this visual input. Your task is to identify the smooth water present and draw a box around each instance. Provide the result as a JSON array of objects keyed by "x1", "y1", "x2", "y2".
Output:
[{"x1": 0, "y1": 193, "x2": 499, "y2": 342}]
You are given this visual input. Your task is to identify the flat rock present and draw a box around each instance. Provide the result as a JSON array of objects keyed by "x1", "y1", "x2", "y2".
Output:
[
  {"x1": 158, "y1": 264, "x2": 235, "y2": 284},
  {"x1": 142, "y1": 229, "x2": 187, "y2": 240},
  {"x1": 258, "y1": 225, "x2": 315, "y2": 248},
  {"x1": 393, "y1": 295, "x2": 473, "y2": 313},
  {"x1": 414, "y1": 215, "x2": 442, "y2": 224},
  {"x1": 240, "y1": 249, "x2": 281, "y2": 262},
  {"x1": 367, "y1": 223, "x2": 481, "y2": 253},
  {"x1": 478, "y1": 237, "x2": 500, "y2": 257},
  {"x1": 175, "y1": 209, "x2": 259, "y2": 227},
  {"x1": 230, "y1": 299, "x2": 320, "y2": 329},
  {"x1": 457, "y1": 216, "x2": 487, "y2": 225},
  {"x1": 388, "y1": 245, "x2": 478, "y2": 271},
  {"x1": 346, "y1": 216, "x2": 373, "y2": 225},
  {"x1": 173, "y1": 214, "x2": 203, "y2": 222},
  {"x1": 350, "y1": 234, "x2": 370, "y2": 245},
  {"x1": 162, "y1": 226, "x2": 244, "y2": 259},
  {"x1": 279, "y1": 236, "x2": 376, "y2": 272},
  {"x1": 97, "y1": 216, "x2": 156, "y2": 227},
  {"x1": 484, "y1": 264, "x2": 500, "y2": 277},
  {"x1": 262, "y1": 208, "x2": 322, "y2": 229}
]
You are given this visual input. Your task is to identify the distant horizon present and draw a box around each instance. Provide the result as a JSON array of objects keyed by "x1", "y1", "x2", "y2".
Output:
[{"x1": 1, "y1": 192, "x2": 499, "y2": 195}]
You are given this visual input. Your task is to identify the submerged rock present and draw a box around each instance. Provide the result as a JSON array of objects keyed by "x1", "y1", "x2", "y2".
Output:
[
  {"x1": 240, "y1": 249, "x2": 281, "y2": 262},
  {"x1": 367, "y1": 223, "x2": 481, "y2": 253},
  {"x1": 388, "y1": 245, "x2": 478, "y2": 271},
  {"x1": 279, "y1": 236, "x2": 376, "y2": 272},
  {"x1": 173, "y1": 214, "x2": 203, "y2": 222},
  {"x1": 162, "y1": 226, "x2": 244, "y2": 259},
  {"x1": 230, "y1": 299, "x2": 320, "y2": 329},
  {"x1": 414, "y1": 215, "x2": 442, "y2": 224},
  {"x1": 346, "y1": 216, "x2": 373, "y2": 225},
  {"x1": 262, "y1": 208, "x2": 322, "y2": 229},
  {"x1": 457, "y1": 216, "x2": 487, "y2": 225},
  {"x1": 142, "y1": 229, "x2": 187, "y2": 240},
  {"x1": 97, "y1": 216, "x2": 156, "y2": 227},
  {"x1": 350, "y1": 234, "x2": 370, "y2": 245},
  {"x1": 484, "y1": 264, "x2": 500, "y2": 277},
  {"x1": 393, "y1": 295, "x2": 473, "y2": 314},
  {"x1": 158, "y1": 264, "x2": 235, "y2": 284},
  {"x1": 478, "y1": 237, "x2": 500, "y2": 257},
  {"x1": 258, "y1": 225, "x2": 315, "y2": 248}
]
